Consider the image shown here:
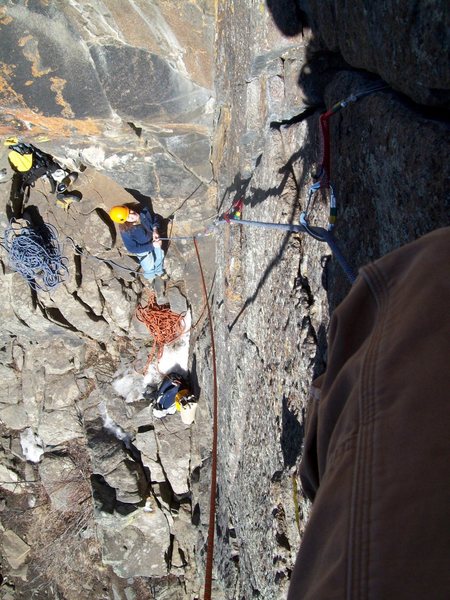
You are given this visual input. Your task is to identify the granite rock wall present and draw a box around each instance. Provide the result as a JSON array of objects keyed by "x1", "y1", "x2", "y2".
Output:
[
  {"x1": 0, "y1": 2, "x2": 216, "y2": 598},
  {"x1": 0, "y1": 0, "x2": 215, "y2": 200},
  {"x1": 0, "y1": 1, "x2": 448, "y2": 599},
  {"x1": 205, "y1": 1, "x2": 449, "y2": 598},
  {"x1": 297, "y1": 0, "x2": 450, "y2": 107}
]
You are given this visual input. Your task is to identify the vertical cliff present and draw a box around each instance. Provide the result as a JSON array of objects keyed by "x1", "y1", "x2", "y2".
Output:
[
  {"x1": 0, "y1": 2, "x2": 217, "y2": 599},
  {"x1": 0, "y1": 1, "x2": 448, "y2": 599},
  {"x1": 207, "y1": 1, "x2": 449, "y2": 598}
]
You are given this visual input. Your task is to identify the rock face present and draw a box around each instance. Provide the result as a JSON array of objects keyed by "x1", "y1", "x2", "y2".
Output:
[
  {"x1": 203, "y1": 1, "x2": 449, "y2": 599},
  {"x1": 0, "y1": 327, "x2": 202, "y2": 597},
  {"x1": 297, "y1": 0, "x2": 450, "y2": 107},
  {"x1": 0, "y1": 1, "x2": 215, "y2": 210},
  {"x1": 0, "y1": 2, "x2": 216, "y2": 598},
  {"x1": 0, "y1": 1, "x2": 448, "y2": 600}
]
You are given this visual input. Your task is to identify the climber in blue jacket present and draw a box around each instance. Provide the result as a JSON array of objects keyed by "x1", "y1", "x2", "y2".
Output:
[{"x1": 109, "y1": 204, "x2": 169, "y2": 282}]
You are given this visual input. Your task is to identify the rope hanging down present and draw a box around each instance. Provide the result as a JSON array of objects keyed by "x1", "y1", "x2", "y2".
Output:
[
  {"x1": 2, "y1": 219, "x2": 69, "y2": 292},
  {"x1": 194, "y1": 237, "x2": 219, "y2": 600}
]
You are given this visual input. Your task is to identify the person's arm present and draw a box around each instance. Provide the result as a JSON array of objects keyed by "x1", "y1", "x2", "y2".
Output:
[
  {"x1": 140, "y1": 206, "x2": 162, "y2": 247},
  {"x1": 140, "y1": 206, "x2": 161, "y2": 232}
]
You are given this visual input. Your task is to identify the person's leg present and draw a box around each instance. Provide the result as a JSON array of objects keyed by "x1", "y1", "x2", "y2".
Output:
[
  {"x1": 287, "y1": 227, "x2": 450, "y2": 600},
  {"x1": 137, "y1": 251, "x2": 156, "y2": 281},
  {"x1": 137, "y1": 248, "x2": 165, "y2": 281},
  {"x1": 152, "y1": 246, "x2": 165, "y2": 277}
]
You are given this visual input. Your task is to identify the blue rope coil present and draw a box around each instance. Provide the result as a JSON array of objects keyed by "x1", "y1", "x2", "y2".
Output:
[{"x1": 3, "y1": 220, "x2": 69, "y2": 292}]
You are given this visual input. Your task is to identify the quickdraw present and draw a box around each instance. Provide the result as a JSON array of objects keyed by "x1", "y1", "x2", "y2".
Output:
[
  {"x1": 301, "y1": 81, "x2": 388, "y2": 236},
  {"x1": 223, "y1": 198, "x2": 243, "y2": 223},
  {"x1": 300, "y1": 181, "x2": 337, "y2": 239}
]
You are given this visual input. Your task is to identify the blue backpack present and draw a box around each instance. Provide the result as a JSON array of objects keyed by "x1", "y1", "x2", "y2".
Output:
[{"x1": 153, "y1": 373, "x2": 189, "y2": 410}]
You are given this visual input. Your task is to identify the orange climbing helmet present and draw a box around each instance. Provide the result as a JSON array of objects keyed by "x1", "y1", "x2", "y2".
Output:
[{"x1": 109, "y1": 205, "x2": 130, "y2": 223}]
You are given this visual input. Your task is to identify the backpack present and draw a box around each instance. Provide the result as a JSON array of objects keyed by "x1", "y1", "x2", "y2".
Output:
[{"x1": 148, "y1": 373, "x2": 196, "y2": 420}]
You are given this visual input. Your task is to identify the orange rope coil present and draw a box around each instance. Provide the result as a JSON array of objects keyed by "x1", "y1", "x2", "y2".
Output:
[{"x1": 135, "y1": 291, "x2": 185, "y2": 367}]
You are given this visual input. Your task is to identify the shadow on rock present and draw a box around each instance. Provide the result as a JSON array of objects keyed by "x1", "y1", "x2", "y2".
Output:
[
  {"x1": 281, "y1": 397, "x2": 304, "y2": 468},
  {"x1": 228, "y1": 130, "x2": 316, "y2": 331},
  {"x1": 218, "y1": 172, "x2": 252, "y2": 215},
  {"x1": 125, "y1": 187, "x2": 155, "y2": 212},
  {"x1": 265, "y1": 0, "x2": 308, "y2": 36},
  {"x1": 270, "y1": 4, "x2": 450, "y2": 317}
]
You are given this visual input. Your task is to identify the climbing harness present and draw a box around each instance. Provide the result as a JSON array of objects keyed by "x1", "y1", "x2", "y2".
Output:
[
  {"x1": 2, "y1": 219, "x2": 69, "y2": 292},
  {"x1": 135, "y1": 291, "x2": 186, "y2": 368}
]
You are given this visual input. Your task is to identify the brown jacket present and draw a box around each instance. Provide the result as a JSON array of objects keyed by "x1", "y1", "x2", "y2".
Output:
[{"x1": 288, "y1": 227, "x2": 450, "y2": 600}]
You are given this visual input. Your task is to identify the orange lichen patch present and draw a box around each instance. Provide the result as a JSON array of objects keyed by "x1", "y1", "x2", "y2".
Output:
[
  {"x1": 19, "y1": 34, "x2": 54, "y2": 78},
  {"x1": 0, "y1": 108, "x2": 102, "y2": 138},
  {"x1": 0, "y1": 63, "x2": 27, "y2": 107},
  {"x1": 18, "y1": 34, "x2": 32, "y2": 47},
  {"x1": 102, "y1": 0, "x2": 161, "y2": 56},
  {"x1": 158, "y1": 4, "x2": 214, "y2": 89},
  {"x1": 0, "y1": 6, "x2": 13, "y2": 25},
  {"x1": 50, "y1": 77, "x2": 75, "y2": 118}
]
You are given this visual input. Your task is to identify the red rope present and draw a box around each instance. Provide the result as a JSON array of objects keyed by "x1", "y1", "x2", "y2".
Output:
[
  {"x1": 135, "y1": 291, "x2": 185, "y2": 369},
  {"x1": 194, "y1": 238, "x2": 218, "y2": 600},
  {"x1": 319, "y1": 109, "x2": 333, "y2": 187}
]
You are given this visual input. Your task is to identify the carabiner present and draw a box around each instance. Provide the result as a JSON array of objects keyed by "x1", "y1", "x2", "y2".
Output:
[{"x1": 301, "y1": 182, "x2": 336, "y2": 237}]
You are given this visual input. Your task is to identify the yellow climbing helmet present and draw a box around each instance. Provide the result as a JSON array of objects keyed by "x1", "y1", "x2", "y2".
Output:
[
  {"x1": 109, "y1": 205, "x2": 130, "y2": 223},
  {"x1": 174, "y1": 389, "x2": 189, "y2": 412}
]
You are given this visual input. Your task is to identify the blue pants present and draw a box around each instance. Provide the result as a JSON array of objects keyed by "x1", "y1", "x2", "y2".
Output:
[{"x1": 136, "y1": 247, "x2": 165, "y2": 280}]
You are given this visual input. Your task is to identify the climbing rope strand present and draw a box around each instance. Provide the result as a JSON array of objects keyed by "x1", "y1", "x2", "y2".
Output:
[
  {"x1": 319, "y1": 229, "x2": 357, "y2": 284},
  {"x1": 317, "y1": 81, "x2": 388, "y2": 187},
  {"x1": 65, "y1": 237, "x2": 142, "y2": 276},
  {"x1": 3, "y1": 220, "x2": 69, "y2": 292},
  {"x1": 64, "y1": 228, "x2": 217, "y2": 280},
  {"x1": 194, "y1": 237, "x2": 218, "y2": 600},
  {"x1": 225, "y1": 216, "x2": 304, "y2": 233},
  {"x1": 226, "y1": 216, "x2": 356, "y2": 284},
  {"x1": 135, "y1": 291, "x2": 185, "y2": 369}
]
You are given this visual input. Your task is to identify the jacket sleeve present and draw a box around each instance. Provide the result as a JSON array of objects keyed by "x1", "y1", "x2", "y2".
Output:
[{"x1": 140, "y1": 206, "x2": 161, "y2": 232}]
